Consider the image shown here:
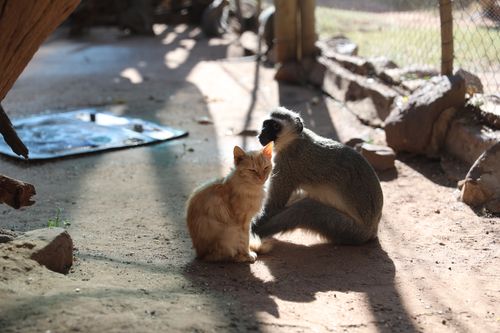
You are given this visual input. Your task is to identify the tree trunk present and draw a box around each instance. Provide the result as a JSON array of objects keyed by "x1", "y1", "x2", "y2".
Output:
[
  {"x1": 274, "y1": 0, "x2": 298, "y2": 63},
  {"x1": 0, "y1": 0, "x2": 81, "y2": 101}
]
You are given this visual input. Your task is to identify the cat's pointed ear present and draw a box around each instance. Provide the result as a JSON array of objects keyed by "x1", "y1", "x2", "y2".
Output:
[
  {"x1": 262, "y1": 142, "x2": 273, "y2": 160},
  {"x1": 233, "y1": 146, "x2": 246, "y2": 165}
]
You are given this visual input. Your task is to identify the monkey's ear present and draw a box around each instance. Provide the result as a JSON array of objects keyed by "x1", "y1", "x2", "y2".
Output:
[
  {"x1": 295, "y1": 117, "x2": 304, "y2": 133},
  {"x1": 262, "y1": 142, "x2": 273, "y2": 160},
  {"x1": 233, "y1": 146, "x2": 246, "y2": 165}
]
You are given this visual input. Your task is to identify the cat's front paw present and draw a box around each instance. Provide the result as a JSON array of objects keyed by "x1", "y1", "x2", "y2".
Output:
[{"x1": 235, "y1": 251, "x2": 257, "y2": 263}]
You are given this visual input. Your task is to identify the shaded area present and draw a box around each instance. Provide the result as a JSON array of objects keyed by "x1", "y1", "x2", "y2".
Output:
[{"x1": 185, "y1": 239, "x2": 418, "y2": 332}]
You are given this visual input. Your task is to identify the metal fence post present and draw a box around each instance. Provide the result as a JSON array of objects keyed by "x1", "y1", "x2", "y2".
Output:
[{"x1": 439, "y1": 0, "x2": 454, "y2": 76}]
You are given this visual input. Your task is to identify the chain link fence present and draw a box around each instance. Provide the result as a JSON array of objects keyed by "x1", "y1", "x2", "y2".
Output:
[{"x1": 315, "y1": 0, "x2": 500, "y2": 96}]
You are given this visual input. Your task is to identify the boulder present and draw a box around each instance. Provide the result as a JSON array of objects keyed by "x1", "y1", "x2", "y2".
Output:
[
  {"x1": 322, "y1": 58, "x2": 400, "y2": 122},
  {"x1": 384, "y1": 75, "x2": 466, "y2": 156},
  {"x1": 355, "y1": 143, "x2": 396, "y2": 171},
  {"x1": 345, "y1": 78, "x2": 400, "y2": 121},
  {"x1": 379, "y1": 66, "x2": 438, "y2": 86},
  {"x1": 401, "y1": 79, "x2": 428, "y2": 92},
  {"x1": 456, "y1": 69, "x2": 483, "y2": 95},
  {"x1": 367, "y1": 57, "x2": 398, "y2": 76},
  {"x1": 16, "y1": 227, "x2": 73, "y2": 274},
  {"x1": 468, "y1": 94, "x2": 500, "y2": 129},
  {"x1": 459, "y1": 142, "x2": 500, "y2": 213},
  {"x1": 324, "y1": 52, "x2": 374, "y2": 76},
  {"x1": 444, "y1": 111, "x2": 499, "y2": 165}
]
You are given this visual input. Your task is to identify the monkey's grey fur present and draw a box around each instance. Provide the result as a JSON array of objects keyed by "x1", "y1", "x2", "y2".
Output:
[{"x1": 253, "y1": 107, "x2": 383, "y2": 244}]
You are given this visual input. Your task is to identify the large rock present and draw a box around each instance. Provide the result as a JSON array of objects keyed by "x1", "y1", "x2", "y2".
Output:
[
  {"x1": 384, "y1": 75, "x2": 466, "y2": 156},
  {"x1": 444, "y1": 111, "x2": 499, "y2": 165},
  {"x1": 324, "y1": 52, "x2": 373, "y2": 76},
  {"x1": 345, "y1": 78, "x2": 400, "y2": 121},
  {"x1": 456, "y1": 69, "x2": 484, "y2": 95},
  {"x1": 367, "y1": 57, "x2": 398, "y2": 77},
  {"x1": 321, "y1": 57, "x2": 401, "y2": 123},
  {"x1": 16, "y1": 227, "x2": 73, "y2": 274},
  {"x1": 459, "y1": 142, "x2": 500, "y2": 213},
  {"x1": 468, "y1": 94, "x2": 500, "y2": 130},
  {"x1": 379, "y1": 66, "x2": 438, "y2": 86}
]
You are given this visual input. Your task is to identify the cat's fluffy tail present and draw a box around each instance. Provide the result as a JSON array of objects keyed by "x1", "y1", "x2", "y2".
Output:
[{"x1": 249, "y1": 233, "x2": 274, "y2": 254}]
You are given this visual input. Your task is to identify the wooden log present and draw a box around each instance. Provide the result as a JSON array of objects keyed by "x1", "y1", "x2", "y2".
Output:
[
  {"x1": 0, "y1": 0, "x2": 81, "y2": 102},
  {"x1": 0, "y1": 174, "x2": 36, "y2": 209},
  {"x1": 439, "y1": 0, "x2": 453, "y2": 76},
  {"x1": 0, "y1": 104, "x2": 28, "y2": 158},
  {"x1": 298, "y1": 0, "x2": 316, "y2": 59},
  {"x1": 274, "y1": 0, "x2": 298, "y2": 63}
]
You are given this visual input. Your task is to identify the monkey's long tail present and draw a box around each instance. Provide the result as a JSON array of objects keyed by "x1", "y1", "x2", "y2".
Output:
[
  {"x1": 249, "y1": 232, "x2": 275, "y2": 254},
  {"x1": 254, "y1": 198, "x2": 375, "y2": 245}
]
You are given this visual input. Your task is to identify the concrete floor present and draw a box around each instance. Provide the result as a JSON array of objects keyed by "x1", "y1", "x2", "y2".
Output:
[{"x1": 0, "y1": 26, "x2": 498, "y2": 333}]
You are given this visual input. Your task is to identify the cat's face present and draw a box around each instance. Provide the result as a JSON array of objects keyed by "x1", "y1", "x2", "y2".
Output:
[{"x1": 233, "y1": 143, "x2": 273, "y2": 185}]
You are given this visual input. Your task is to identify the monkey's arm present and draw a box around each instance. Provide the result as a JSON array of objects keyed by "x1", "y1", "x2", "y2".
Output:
[{"x1": 254, "y1": 170, "x2": 296, "y2": 227}]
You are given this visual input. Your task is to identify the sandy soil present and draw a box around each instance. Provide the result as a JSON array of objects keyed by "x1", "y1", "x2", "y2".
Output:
[{"x1": 0, "y1": 27, "x2": 498, "y2": 332}]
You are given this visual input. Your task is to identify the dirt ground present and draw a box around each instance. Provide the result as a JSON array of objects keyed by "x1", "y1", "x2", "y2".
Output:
[{"x1": 0, "y1": 27, "x2": 498, "y2": 333}]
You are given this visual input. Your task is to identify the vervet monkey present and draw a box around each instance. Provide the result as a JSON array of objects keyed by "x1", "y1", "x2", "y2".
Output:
[{"x1": 253, "y1": 107, "x2": 383, "y2": 244}]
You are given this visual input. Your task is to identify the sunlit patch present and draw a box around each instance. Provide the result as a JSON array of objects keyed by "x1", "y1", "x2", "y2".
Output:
[
  {"x1": 208, "y1": 39, "x2": 228, "y2": 46},
  {"x1": 250, "y1": 260, "x2": 275, "y2": 283},
  {"x1": 188, "y1": 28, "x2": 201, "y2": 38},
  {"x1": 153, "y1": 24, "x2": 167, "y2": 35},
  {"x1": 162, "y1": 32, "x2": 176, "y2": 45},
  {"x1": 120, "y1": 67, "x2": 143, "y2": 84},
  {"x1": 164, "y1": 48, "x2": 189, "y2": 69},
  {"x1": 180, "y1": 39, "x2": 196, "y2": 50},
  {"x1": 174, "y1": 24, "x2": 188, "y2": 33}
]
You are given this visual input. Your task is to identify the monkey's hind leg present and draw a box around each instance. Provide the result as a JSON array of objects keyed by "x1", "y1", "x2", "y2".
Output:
[{"x1": 254, "y1": 198, "x2": 374, "y2": 245}]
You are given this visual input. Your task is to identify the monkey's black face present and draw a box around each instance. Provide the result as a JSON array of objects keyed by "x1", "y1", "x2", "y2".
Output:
[{"x1": 258, "y1": 119, "x2": 281, "y2": 146}]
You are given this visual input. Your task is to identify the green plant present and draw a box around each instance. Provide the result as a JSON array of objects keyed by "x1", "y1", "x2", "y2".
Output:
[{"x1": 47, "y1": 208, "x2": 71, "y2": 228}]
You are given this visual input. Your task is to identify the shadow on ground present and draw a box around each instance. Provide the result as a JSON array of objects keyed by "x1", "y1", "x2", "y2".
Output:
[{"x1": 185, "y1": 238, "x2": 418, "y2": 332}]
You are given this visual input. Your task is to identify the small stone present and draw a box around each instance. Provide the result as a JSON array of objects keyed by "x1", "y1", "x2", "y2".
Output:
[
  {"x1": 16, "y1": 228, "x2": 73, "y2": 274},
  {"x1": 196, "y1": 116, "x2": 213, "y2": 125},
  {"x1": 356, "y1": 143, "x2": 396, "y2": 171},
  {"x1": 344, "y1": 137, "x2": 365, "y2": 148},
  {"x1": 75, "y1": 288, "x2": 80, "y2": 293}
]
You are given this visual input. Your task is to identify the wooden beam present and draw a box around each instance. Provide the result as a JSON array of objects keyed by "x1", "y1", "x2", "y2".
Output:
[
  {"x1": 298, "y1": 0, "x2": 316, "y2": 59},
  {"x1": 0, "y1": 174, "x2": 36, "y2": 209},
  {"x1": 439, "y1": 0, "x2": 454, "y2": 76},
  {"x1": 274, "y1": 0, "x2": 298, "y2": 63},
  {"x1": 0, "y1": 104, "x2": 28, "y2": 158}
]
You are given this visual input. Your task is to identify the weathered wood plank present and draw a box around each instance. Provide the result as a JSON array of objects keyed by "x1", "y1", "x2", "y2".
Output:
[{"x1": 0, "y1": 174, "x2": 36, "y2": 209}]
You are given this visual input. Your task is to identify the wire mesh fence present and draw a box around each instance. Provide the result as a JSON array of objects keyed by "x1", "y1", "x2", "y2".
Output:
[
  {"x1": 453, "y1": 0, "x2": 499, "y2": 95},
  {"x1": 315, "y1": 0, "x2": 500, "y2": 96}
]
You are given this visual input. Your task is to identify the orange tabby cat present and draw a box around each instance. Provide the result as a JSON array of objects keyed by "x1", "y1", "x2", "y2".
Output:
[{"x1": 186, "y1": 143, "x2": 273, "y2": 262}]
